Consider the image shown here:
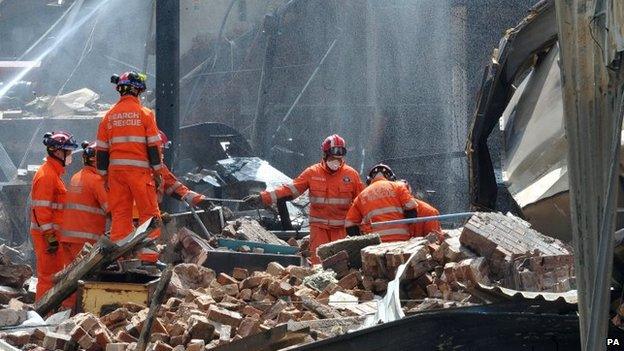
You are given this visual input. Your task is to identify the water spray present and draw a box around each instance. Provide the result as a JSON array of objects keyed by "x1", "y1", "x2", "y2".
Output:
[{"x1": 0, "y1": 0, "x2": 111, "y2": 99}]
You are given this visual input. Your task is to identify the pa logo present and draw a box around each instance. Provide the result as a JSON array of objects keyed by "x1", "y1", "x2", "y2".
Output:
[{"x1": 343, "y1": 176, "x2": 351, "y2": 183}]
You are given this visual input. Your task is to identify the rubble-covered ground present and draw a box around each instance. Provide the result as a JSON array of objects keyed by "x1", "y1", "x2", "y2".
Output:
[{"x1": 0, "y1": 212, "x2": 581, "y2": 350}]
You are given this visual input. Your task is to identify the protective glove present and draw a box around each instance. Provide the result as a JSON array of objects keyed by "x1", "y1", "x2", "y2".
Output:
[
  {"x1": 160, "y1": 211, "x2": 172, "y2": 224},
  {"x1": 195, "y1": 198, "x2": 215, "y2": 210},
  {"x1": 242, "y1": 194, "x2": 263, "y2": 209},
  {"x1": 43, "y1": 231, "x2": 59, "y2": 253},
  {"x1": 154, "y1": 172, "x2": 163, "y2": 189}
]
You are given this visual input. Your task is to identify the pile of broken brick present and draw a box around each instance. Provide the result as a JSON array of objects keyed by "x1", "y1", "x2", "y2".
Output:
[
  {"x1": 0, "y1": 244, "x2": 34, "y2": 306},
  {"x1": 0, "y1": 212, "x2": 577, "y2": 350}
]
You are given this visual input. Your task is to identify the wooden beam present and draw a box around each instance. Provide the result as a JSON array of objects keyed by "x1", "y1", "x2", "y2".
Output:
[
  {"x1": 35, "y1": 219, "x2": 157, "y2": 316},
  {"x1": 136, "y1": 265, "x2": 173, "y2": 351}
]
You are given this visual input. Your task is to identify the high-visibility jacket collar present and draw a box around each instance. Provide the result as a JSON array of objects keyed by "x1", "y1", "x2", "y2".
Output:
[
  {"x1": 119, "y1": 95, "x2": 141, "y2": 105},
  {"x1": 44, "y1": 157, "x2": 65, "y2": 176},
  {"x1": 369, "y1": 176, "x2": 389, "y2": 185},
  {"x1": 82, "y1": 165, "x2": 98, "y2": 175}
]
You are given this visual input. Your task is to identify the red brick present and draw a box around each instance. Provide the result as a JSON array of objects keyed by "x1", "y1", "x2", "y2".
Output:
[
  {"x1": 321, "y1": 250, "x2": 349, "y2": 278},
  {"x1": 232, "y1": 267, "x2": 249, "y2": 281},
  {"x1": 242, "y1": 305, "x2": 263, "y2": 317},
  {"x1": 241, "y1": 275, "x2": 264, "y2": 289},
  {"x1": 207, "y1": 305, "x2": 242, "y2": 327},
  {"x1": 337, "y1": 272, "x2": 360, "y2": 290},
  {"x1": 100, "y1": 308, "x2": 131, "y2": 328},
  {"x1": 239, "y1": 288, "x2": 252, "y2": 301},
  {"x1": 266, "y1": 262, "x2": 285, "y2": 277},
  {"x1": 3, "y1": 331, "x2": 30, "y2": 347},
  {"x1": 217, "y1": 273, "x2": 237, "y2": 285},
  {"x1": 261, "y1": 300, "x2": 288, "y2": 321},
  {"x1": 222, "y1": 283, "x2": 239, "y2": 296},
  {"x1": 43, "y1": 332, "x2": 70, "y2": 350},
  {"x1": 188, "y1": 315, "x2": 215, "y2": 342},
  {"x1": 237, "y1": 316, "x2": 260, "y2": 338},
  {"x1": 286, "y1": 266, "x2": 314, "y2": 280},
  {"x1": 268, "y1": 281, "x2": 294, "y2": 297},
  {"x1": 152, "y1": 340, "x2": 174, "y2": 351},
  {"x1": 70, "y1": 325, "x2": 88, "y2": 342},
  {"x1": 194, "y1": 294, "x2": 215, "y2": 310},
  {"x1": 186, "y1": 339, "x2": 205, "y2": 351},
  {"x1": 94, "y1": 329, "x2": 112, "y2": 348},
  {"x1": 106, "y1": 343, "x2": 128, "y2": 351},
  {"x1": 77, "y1": 334, "x2": 97, "y2": 350},
  {"x1": 116, "y1": 330, "x2": 137, "y2": 343}
]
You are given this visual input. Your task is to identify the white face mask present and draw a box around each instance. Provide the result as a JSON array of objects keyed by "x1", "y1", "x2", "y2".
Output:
[
  {"x1": 326, "y1": 159, "x2": 342, "y2": 171},
  {"x1": 64, "y1": 152, "x2": 73, "y2": 166}
]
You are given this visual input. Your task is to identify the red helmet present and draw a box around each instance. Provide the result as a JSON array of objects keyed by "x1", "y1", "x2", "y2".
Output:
[
  {"x1": 110, "y1": 71, "x2": 147, "y2": 95},
  {"x1": 321, "y1": 134, "x2": 347, "y2": 158},
  {"x1": 158, "y1": 130, "x2": 171, "y2": 149},
  {"x1": 43, "y1": 131, "x2": 78, "y2": 151}
]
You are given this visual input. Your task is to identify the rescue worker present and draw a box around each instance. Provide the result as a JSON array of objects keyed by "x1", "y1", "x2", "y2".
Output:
[
  {"x1": 157, "y1": 130, "x2": 214, "y2": 209},
  {"x1": 59, "y1": 141, "x2": 108, "y2": 310},
  {"x1": 96, "y1": 71, "x2": 162, "y2": 263},
  {"x1": 243, "y1": 134, "x2": 364, "y2": 264},
  {"x1": 30, "y1": 131, "x2": 78, "y2": 300},
  {"x1": 398, "y1": 179, "x2": 444, "y2": 241},
  {"x1": 344, "y1": 164, "x2": 418, "y2": 242}
]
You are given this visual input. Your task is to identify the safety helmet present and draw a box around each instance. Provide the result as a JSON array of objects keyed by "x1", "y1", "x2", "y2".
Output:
[
  {"x1": 80, "y1": 141, "x2": 96, "y2": 165},
  {"x1": 366, "y1": 163, "x2": 396, "y2": 184},
  {"x1": 43, "y1": 131, "x2": 78, "y2": 152},
  {"x1": 110, "y1": 71, "x2": 147, "y2": 95},
  {"x1": 158, "y1": 130, "x2": 171, "y2": 149},
  {"x1": 321, "y1": 134, "x2": 347, "y2": 158},
  {"x1": 397, "y1": 178, "x2": 412, "y2": 192}
]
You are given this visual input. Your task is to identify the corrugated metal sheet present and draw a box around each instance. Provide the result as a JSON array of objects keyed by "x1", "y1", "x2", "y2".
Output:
[{"x1": 474, "y1": 282, "x2": 578, "y2": 305}]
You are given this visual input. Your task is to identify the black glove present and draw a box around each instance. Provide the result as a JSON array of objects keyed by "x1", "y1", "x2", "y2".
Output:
[
  {"x1": 242, "y1": 194, "x2": 263, "y2": 209},
  {"x1": 160, "y1": 211, "x2": 172, "y2": 224},
  {"x1": 44, "y1": 231, "x2": 59, "y2": 253},
  {"x1": 346, "y1": 226, "x2": 361, "y2": 237},
  {"x1": 154, "y1": 173, "x2": 163, "y2": 188},
  {"x1": 196, "y1": 198, "x2": 215, "y2": 210}
]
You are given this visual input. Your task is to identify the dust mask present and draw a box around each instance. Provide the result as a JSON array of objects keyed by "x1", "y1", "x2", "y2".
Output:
[
  {"x1": 326, "y1": 159, "x2": 342, "y2": 171},
  {"x1": 64, "y1": 152, "x2": 73, "y2": 166}
]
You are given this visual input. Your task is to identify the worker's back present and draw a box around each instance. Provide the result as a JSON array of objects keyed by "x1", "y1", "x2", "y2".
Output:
[
  {"x1": 346, "y1": 178, "x2": 413, "y2": 242},
  {"x1": 60, "y1": 166, "x2": 108, "y2": 244},
  {"x1": 97, "y1": 95, "x2": 160, "y2": 171}
]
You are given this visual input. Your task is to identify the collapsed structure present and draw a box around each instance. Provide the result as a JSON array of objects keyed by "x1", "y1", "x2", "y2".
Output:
[{"x1": 0, "y1": 212, "x2": 578, "y2": 350}]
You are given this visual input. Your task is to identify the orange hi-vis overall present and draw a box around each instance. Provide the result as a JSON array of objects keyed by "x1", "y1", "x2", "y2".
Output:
[
  {"x1": 345, "y1": 177, "x2": 418, "y2": 242},
  {"x1": 30, "y1": 157, "x2": 66, "y2": 300},
  {"x1": 261, "y1": 161, "x2": 364, "y2": 264},
  {"x1": 131, "y1": 164, "x2": 205, "y2": 219},
  {"x1": 160, "y1": 164, "x2": 204, "y2": 205},
  {"x1": 96, "y1": 95, "x2": 162, "y2": 262},
  {"x1": 409, "y1": 198, "x2": 443, "y2": 239},
  {"x1": 59, "y1": 165, "x2": 108, "y2": 308}
]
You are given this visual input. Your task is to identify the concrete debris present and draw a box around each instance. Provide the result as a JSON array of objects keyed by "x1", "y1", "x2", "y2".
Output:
[
  {"x1": 302, "y1": 270, "x2": 338, "y2": 292},
  {"x1": 317, "y1": 234, "x2": 381, "y2": 268},
  {"x1": 0, "y1": 246, "x2": 32, "y2": 304},
  {"x1": 221, "y1": 218, "x2": 288, "y2": 246}
]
